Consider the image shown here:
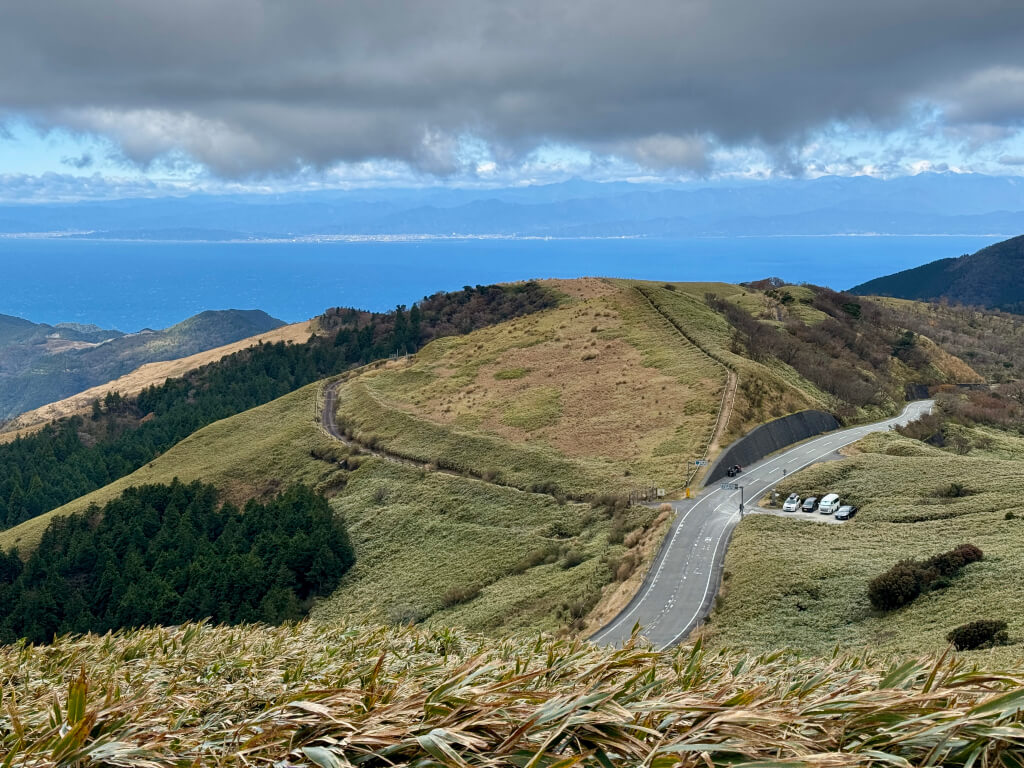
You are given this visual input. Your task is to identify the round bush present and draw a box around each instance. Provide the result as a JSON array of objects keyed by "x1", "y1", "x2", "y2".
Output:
[
  {"x1": 947, "y1": 620, "x2": 1009, "y2": 651},
  {"x1": 868, "y1": 561, "x2": 924, "y2": 611}
]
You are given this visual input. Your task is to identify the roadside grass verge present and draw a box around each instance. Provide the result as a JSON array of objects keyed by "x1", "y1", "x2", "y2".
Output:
[{"x1": 709, "y1": 429, "x2": 1024, "y2": 660}]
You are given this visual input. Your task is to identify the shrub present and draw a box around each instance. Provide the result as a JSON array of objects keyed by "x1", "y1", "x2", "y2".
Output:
[
  {"x1": 562, "y1": 549, "x2": 585, "y2": 569},
  {"x1": 624, "y1": 529, "x2": 643, "y2": 548},
  {"x1": 868, "y1": 544, "x2": 983, "y2": 611},
  {"x1": 936, "y1": 482, "x2": 972, "y2": 498},
  {"x1": 947, "y1": 620, "x2": 1009, "y2": 651},
  {"x1": 441, "y1": 584, "x2": 481, "y2": 608},
  {"x1": 512, "y1": 544, "x2": 558, "y2": 574},
  {"x1": 1006, "y1": 511, "x2": 1017, "y2": 520},
  {"x1": 954, "y1": 543, "x2": 984, "y2": 564},
  {"x1": 387, "y1": 604, "x2": 424, "y2": 626},
  {"x1": 868, "y1": 561, "x2": 925, "y2": 611}
]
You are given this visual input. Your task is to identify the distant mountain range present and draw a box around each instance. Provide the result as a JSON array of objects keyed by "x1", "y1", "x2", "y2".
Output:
[
  {"x1": 851, "y1": 234, "x2": 1024, "y2": 312},
  {"x1": 1, "y1": 172, "x2": 1023, "y2": 239},
  {"x1": 0, "y1": 309, "x2": 284, "y2": 421}
]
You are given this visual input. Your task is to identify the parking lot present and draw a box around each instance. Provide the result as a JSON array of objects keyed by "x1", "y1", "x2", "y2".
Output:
[{"x1": 750, "y1": 506, "x2": 845, "y2": 524}]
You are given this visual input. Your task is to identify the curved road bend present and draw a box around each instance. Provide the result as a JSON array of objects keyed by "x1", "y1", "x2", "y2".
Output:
[{"x1": 590, "y1": 399, "x2": 935, "y2": 650}]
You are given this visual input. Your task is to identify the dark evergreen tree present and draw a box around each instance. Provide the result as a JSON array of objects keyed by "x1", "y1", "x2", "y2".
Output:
[{"x1": 0, "y1": 480, "x2": 355, "y2": 644}]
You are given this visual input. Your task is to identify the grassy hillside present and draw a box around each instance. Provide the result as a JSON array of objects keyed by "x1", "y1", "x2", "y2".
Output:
[
  {"x1": 709, "y1": 426, "x2": 1024, "y2": 660},
  {"x1": 0, "y1": 277, "x2": 986, "y2": 644},
  {"x1": 662, "y1": 280, "x2": 979, "y2": 424},
  {"x1": 852, "y1": 233, "x2": 1024, "y2": 312},
  {"x1": 0, "y1": 308, "x2": 285, "y2": 421},
  {"x1": 876, "y1": 295, "x2": 1024, "y2": 382},
  {"x1": 0, "y1": 377, "x2": 659, "y2": 635},
  {"x1": 0, "y1": 282, "x2": 558, "y2": 535},
  {"x1": 330, "y1": 279, "x2": 755, "y2": 497},
  {"x1": 332, "y1": 279, "x2": 732, "y2": 495},
  {"x1": 5, "y1": 620, "x2": 1024, "y2": 767}
]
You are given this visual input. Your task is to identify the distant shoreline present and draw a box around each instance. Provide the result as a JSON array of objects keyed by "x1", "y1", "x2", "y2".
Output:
[{"x1": 0, "y1": 231, "x2": 1010, "y2": 244}]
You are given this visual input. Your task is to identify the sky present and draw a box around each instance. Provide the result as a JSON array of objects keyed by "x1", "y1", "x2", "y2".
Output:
[{"x1": 3, "y1": 0, "x2": 1024, "y2": 200}]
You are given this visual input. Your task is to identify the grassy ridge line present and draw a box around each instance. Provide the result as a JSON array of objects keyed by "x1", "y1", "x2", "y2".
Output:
[
  {"x1": 0, "y1": 320, "x2": 314, "y2": 441},
  {"x1": 634, "y1": 284, "x2": 734, "y2": 488},
  {"x1": 333, "y1": 279, "x2": 731, "y2": 497},
  {"x1": 5, "y1": 620, "x2": 1024, "y2": 766},
  {"x1": 332, "y1": 376, "x2": 628, "y2": 498}
]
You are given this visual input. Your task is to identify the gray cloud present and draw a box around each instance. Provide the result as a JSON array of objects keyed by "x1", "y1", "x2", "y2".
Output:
[
  {"x1": 60, "y1": 153, "x2": 93, "y2": 169},
  {"x1": 2, "y1": 0, "x2": 1024, "y2": 177},
  {"x1": 0, "y1": 172, "x2": 168, "y2": 202}
]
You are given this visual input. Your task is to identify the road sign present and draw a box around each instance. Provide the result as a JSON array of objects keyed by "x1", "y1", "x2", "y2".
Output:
[
  {"x1": 720, "y1": 482, "x2": 738, "y2": 491},
  {"x1": 693, "y1": 459, "x2": 709, "y2": 466}
]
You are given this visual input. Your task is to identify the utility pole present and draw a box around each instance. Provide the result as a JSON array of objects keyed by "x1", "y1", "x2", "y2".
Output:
[{"x1": 719, "y1": 481, "x2": 745, "y2": 517}]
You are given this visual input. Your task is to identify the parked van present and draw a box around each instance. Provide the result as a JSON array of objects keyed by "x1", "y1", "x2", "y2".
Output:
[{"x1": 818, "y1": 493, "x2": 841, "y2": 515}]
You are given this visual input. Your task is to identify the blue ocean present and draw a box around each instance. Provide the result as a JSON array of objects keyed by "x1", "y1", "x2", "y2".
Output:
[{"x1": 0, "y1": 235, "x2": 999, "y2": 331}]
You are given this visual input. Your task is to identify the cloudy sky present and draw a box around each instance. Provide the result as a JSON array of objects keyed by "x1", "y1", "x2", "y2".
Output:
[{"x1": 3, "y1": 0, "x2": 1024, "y2": 197}]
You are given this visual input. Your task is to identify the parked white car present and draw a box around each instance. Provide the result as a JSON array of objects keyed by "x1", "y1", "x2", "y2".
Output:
[
  {"x1": 818, "y1": 493, "x2": 841, "y2": 515},
  {"x1": 782, "y1": 493, "x2": 802, "y2": 512}
]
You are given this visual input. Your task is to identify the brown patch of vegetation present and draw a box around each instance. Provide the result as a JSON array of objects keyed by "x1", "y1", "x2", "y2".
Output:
[
  {"x1": 365, "y1": 282, "x2": 725, "y2": 479},
  {"x1": 542, "y1": 276, "x2": 618, "y2": 300}
]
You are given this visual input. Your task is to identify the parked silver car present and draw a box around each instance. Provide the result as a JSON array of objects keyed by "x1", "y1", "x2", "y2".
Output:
[{"x1": 782, "y1": 493, "x2": 802, "y2": 512}]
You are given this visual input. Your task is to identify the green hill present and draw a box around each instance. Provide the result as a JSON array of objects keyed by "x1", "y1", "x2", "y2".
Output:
[
  {"x1": 851, "y1": 233, "x2": 1024, "y2": 312},
  {"x1": 0, "y1": 308, "x2": 285, "y2": 420}
]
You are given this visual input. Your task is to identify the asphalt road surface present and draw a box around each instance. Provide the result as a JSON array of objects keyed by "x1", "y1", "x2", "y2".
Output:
[{"x1": 590, "y1": 399, "x2": 934, "y2": 650}]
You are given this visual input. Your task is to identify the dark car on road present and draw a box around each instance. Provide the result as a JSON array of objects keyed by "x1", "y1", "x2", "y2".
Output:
[
  {"x1": 801, "y1": 496, "x2": 819, "y2": 512},
  {"x1": 835, "y1": 505, "x2": 858, "y2": 521},
  {"x1": 726, "y1": 464, "x2": 743, "y2": 477}
]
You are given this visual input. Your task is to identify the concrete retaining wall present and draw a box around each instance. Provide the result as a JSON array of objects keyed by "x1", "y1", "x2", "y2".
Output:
[{"x1": 704, "y1": 409, "x2": 840, "y2": 486}]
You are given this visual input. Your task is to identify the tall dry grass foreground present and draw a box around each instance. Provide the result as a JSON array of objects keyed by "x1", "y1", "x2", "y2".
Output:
[{"x1": 2, "y1": 621, "x2": 1024, "y2": 766}]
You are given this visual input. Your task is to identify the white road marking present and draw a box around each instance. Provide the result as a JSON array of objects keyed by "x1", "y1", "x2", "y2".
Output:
[
  {"x1": 591, "y1": 400, "x2": 933, "y2": 647},
  {"x1": 655, "y1": 400, "x2": 932, "y2": 650}
]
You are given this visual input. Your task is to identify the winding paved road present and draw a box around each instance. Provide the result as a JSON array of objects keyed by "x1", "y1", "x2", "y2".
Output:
[{"x1": 590, "y1": 399, "x2": 934, "y2": 650}]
